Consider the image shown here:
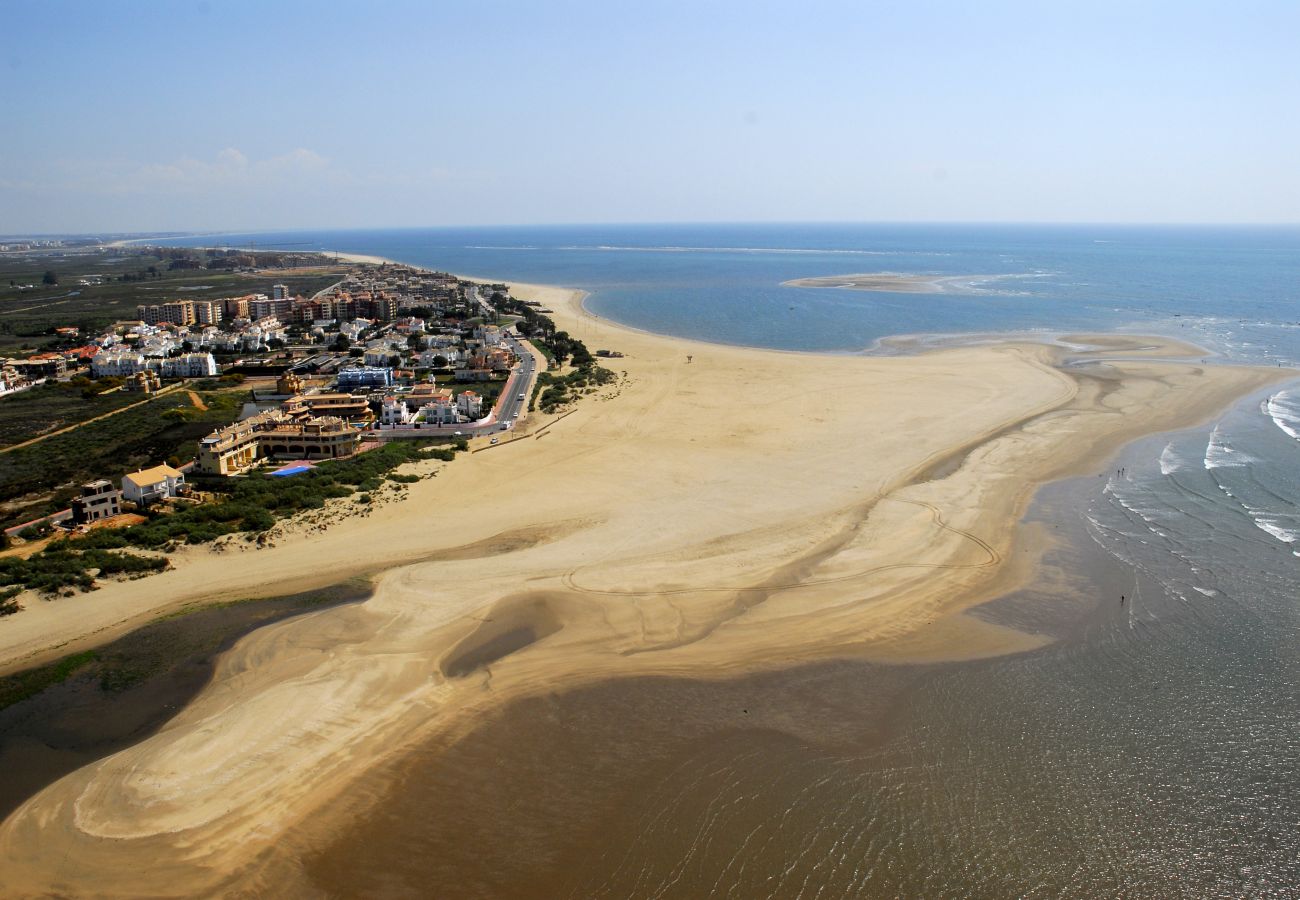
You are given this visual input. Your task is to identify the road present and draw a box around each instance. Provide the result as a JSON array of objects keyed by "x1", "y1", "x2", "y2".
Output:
[
  {"x1": 490, "y1": 332, "x2": 542, "y2": 428},
  {"x1": 370, "y1": 290, "x2": 548, "y2": 440}
]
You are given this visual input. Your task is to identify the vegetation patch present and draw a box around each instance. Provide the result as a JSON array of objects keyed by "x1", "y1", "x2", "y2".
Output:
[
  {"x1": 0, "y1": 650, "x2": 98, "y2": 711},
  {"x1": 0, "y1": 548, "x2": 169, "y2": 595},
  {"x1": 0, "y1": 389, "x2": 245, "y2": 532},
  {"x1": 534, "y1": 364, "x2": 617, "y2": 413},
  {"x1": 7, "y1": 441, "x2": 462, "y2": 597}
]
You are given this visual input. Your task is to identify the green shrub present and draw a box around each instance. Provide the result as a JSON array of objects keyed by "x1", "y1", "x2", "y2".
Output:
[
  {"x1": 0, "y1": 585, "x2": 21, "y2": 616},
  {"x1": 18, "y1": 523, "x2": 52, "y2": 541}
]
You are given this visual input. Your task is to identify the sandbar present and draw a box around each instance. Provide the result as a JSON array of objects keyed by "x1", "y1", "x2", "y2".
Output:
[{"x1": 783, "y1": 272, "x2": 1015, "y2": 293}]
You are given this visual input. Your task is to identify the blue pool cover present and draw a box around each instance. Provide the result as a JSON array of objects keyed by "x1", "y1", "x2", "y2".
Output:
[{"x1": 270, "y1": 465, "x2": 312, "y2": 477}]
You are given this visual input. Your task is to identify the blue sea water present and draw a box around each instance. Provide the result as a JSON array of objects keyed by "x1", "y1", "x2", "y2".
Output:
[
  {"x1": 154, "y1": 223, "x2": 1300, "y2": 894},
  {"x1": 152, "y1": 222, "x2": 1300, "y2": 362}
]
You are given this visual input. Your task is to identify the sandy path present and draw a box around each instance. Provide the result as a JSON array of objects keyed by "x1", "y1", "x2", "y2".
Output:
[{"x1": 0, "y1": 284, "x2": 1289, "y2": 896}]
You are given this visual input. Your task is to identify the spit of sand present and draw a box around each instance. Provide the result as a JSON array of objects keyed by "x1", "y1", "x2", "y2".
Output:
[{"x1": 0, "y1": 283, "x2": 1288, "y2": 896}]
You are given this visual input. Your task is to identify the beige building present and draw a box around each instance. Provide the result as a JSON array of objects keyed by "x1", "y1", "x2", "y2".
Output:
[
  {"x1": 285, "y1": 393, "x2": 372, "y2": 421},
  {"x1": 196, "y1": 407, "x2": 363, "y2": 476},
  {"x1": 136, "y1": 299, "x2": 222, "y2": 327},
  {"x1": 122, "y1": 370, "x2": 162, "y2": 393},
  {"x1": 276, "y1": 372, "x2": 304, "y2": 395},
  {"x1": 256, "y1": 417, "x2": 360, "y2": 461}
]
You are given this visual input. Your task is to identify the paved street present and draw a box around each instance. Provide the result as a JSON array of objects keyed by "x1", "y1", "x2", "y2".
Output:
[{"x1": 368, "y1": 290, "x2": 547, "y2": 439}]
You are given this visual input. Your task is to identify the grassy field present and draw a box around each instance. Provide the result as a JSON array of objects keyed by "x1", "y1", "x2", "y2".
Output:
[
  {"x1": 0, "y1": 387, "x2": 246, "y2": 531},
  {"x1": 441, "y1": 376, "x2": 507, "y2": 410},
  {"x1": 0, "y1": 379, "x2": 144, "y2": 448},
  {"x1": 0, "y1": 248, "x2": 345, "y2": 356}
]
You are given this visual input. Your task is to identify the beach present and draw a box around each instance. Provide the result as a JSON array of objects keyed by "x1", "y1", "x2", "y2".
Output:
[{"x1": 0, "y1": 282, "x2": 1288, "y2": 896}]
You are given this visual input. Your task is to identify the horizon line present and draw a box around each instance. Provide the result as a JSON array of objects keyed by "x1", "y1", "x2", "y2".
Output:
[{"x1": 6, "y1": 219, "x2": 1300, "y2": 239}]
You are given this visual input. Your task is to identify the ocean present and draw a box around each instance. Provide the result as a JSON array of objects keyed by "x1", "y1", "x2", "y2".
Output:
[
  {"x1": 153, "y1": 222, "x2": 1300, "y2": 362},
  {"x1": 156, "y1": 224, "x2": 1300, "y2": 895}
]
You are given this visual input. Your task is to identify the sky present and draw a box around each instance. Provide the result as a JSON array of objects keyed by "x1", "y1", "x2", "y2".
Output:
[{"x1": 3, "y1": 0, "x2": 1298, "y2": 233}]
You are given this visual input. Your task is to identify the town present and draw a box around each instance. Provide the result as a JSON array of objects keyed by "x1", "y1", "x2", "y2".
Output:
[{"x1": 0, "y1": 251, "x2": 618, "y2": 603}]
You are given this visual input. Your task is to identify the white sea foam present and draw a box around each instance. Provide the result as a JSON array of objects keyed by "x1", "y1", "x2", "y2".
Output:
[
  {"x1": 1203, "y1": 424, "x2": 1257, "y2": 469},
  {"x1": 1264, "y1": 389, "x2": 1300, "y2": 442},
  {"x1": 1243, "y1": 505, "x2": 1300, "y2": 545},
  {"x1": 1159, "y1": 442, "x2": 1188, "y2": 475},
  {"x1": 1192, "y1": 586, "x2": 1219, "y2": 597}
]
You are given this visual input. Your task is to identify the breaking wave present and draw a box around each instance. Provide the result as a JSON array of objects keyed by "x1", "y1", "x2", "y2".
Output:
[
  {"x1": 1264, "y1": 389, "x2": 1300, "y2": 442},
  {"x1": 1159, "y1": 442, "x2": 1189, "y2": 475},
  {"x1": 1203, "y1": 424, "x2": 1257, "y2": 470}
]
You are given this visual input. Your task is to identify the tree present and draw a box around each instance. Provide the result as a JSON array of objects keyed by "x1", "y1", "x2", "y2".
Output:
[
  {"x1": 332, "y1": 334, "x2": 351, "y2": 351},
  {"x1": 433, "y1": 354, "x2": 448, "y2": 369},
  {"x1": 42, "y1": 270, "x2": 58, "y2": 286}
]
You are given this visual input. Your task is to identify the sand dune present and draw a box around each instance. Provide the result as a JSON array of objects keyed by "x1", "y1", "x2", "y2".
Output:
[{"x1": 0, "y1": 284, "x2": 1287, "y2": 896}]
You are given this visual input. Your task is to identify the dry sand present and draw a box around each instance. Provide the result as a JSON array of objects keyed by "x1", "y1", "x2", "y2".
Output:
[{"x1": 0, "y1": 283, "x2": 1288, "y2": 896}]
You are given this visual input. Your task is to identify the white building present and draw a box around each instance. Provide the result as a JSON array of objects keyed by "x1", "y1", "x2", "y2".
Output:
[
  {"x1": 138, "y1": 337, "x2": 181, "y2": 358},
  {"x1": 339, "y1": 319, "x2": 372, "y2": 341},
  {"x1": 91, "y1": 350, "x2": 148, "y2": 377},
  {"x1": 157, "y1": 352, "x2": 219, "y2": 378},
  {"x1": 379, "y1": 395, "x2": 415, "y2": 426},
  {"x1": 456, "y1": 390, "x2": 483, "y2": 418},
  {"x1": 419, "y1": 399, "x2": 461, "y2": 425},
  {"x1": 476, "y1": 324, "x2": 503, "y2": 344},
  {"x1": 121, "y1": 464, "x2": 186, "y2": 505},
  {"x1": 419, "y1": 334, "x2": 457, "y2": 350},
  {"x1": 363, "y1": 347, "x2": 397, "y2": 367}
]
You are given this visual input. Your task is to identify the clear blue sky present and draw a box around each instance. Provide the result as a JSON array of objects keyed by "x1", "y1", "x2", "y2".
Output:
[{"x1": 3, "y1": 0, "x2": 1297, "y2": 232}]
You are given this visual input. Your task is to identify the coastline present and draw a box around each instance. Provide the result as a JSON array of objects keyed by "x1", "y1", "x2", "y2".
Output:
[{"x1": 0, "y1": 265, "x2": 1294, "y2": 894}]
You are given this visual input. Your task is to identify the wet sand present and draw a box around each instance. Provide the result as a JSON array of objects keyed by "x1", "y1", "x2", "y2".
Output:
[
  {"x1": 0, "y1": 281, "x2": 1290, "y2": 896},
  {"x1": 0, "y1": 582, "x2": 370, "y2": 821}
]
